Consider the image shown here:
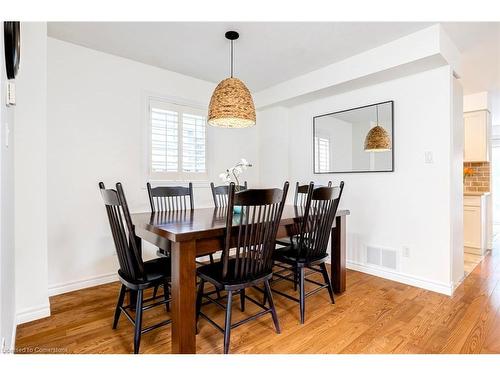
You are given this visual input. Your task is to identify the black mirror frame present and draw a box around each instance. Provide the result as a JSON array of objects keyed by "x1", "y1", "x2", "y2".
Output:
[{"x1": 312, "y1": 100, "x2": 394, "y2": 174}]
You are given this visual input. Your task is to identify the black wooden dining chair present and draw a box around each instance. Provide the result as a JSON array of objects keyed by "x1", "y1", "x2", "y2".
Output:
[
  {"x1": 99, "y1": 182, "x2": 172, "y2": 354},
  {"x1": 276, "y1": 181, "x2": 332, "y2": 247},
  {"x1": 146, "y1": 182, "x2": 194, "y2": 259},
  {"x1": 147, "y1": 182, "x2": 194, "y2": 212},
  {"x1": 270, "y1": 181, "x2": 344, "y2": 324},
  {"x1": 196, "y1": 182, "x2": 289, "y2": 354},
  {"x1": 210, "y1": 181, "x2": 248, "y2": 208},
  {"x1": 147, "y1": 182, "x2": 206, "y2": 258},
  {"x1": 147, "y1": 182, "x2": 219, "y2": 298}
]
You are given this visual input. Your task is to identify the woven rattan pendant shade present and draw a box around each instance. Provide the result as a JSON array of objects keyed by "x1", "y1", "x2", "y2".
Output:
[
  {"x1": 208, "y1": 77, "x2": 256, "y2": 128},
  {"x1": 364, "y1": 104, "x2": 391, "y2": 152},
  {"x1": 364, "y1": 125, "x2": 391, "y2": 152},
  {"x1": 208, "y1": 31, "x2": 256, "y2": 128}
]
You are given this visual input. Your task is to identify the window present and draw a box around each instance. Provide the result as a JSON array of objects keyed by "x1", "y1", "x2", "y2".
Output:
[
  {"x1": 314, "y1": 136, "x2": 330, "y2": 173},
  {"x1": 148, "y1": 99, "x2": 207, "y2": 180}
]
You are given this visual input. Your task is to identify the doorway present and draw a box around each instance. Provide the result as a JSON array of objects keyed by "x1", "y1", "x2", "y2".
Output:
[{"x1": 492, "y1": 129, "x2": 500, "y2": 240}]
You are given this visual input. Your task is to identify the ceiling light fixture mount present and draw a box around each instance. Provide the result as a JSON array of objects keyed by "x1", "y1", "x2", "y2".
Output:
[{"x1": 208, "y1": 30, "x2": 256, "y2": 128}]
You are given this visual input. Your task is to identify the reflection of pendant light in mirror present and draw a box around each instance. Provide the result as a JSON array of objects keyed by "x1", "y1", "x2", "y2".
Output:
[
  {"x1": 208, "y1": 31, "x2": 256, "y2": 128},
  {"x1": 364, "y1": 104, "x2": 391, "y2": 152}
]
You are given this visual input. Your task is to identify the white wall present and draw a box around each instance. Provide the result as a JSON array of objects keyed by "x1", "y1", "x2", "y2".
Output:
[
  {"x1": 0, "y1": 24, "x2": 17, "y2": 353},
  {"x1": 257, "y1": 106, "x2": 289, "y2": 189},
  {"x1": 451, "y1": 76, "x2": 464, "y2": 287},
  {"x1": 260, "y1": 66, "x2": 458, "y2": 294},
  {"x1": 15, "y1": 22, "x2": 50, "y2": 325},
  {"x1": 47, "y1": 38, "x2": 259, "y2": 295}
]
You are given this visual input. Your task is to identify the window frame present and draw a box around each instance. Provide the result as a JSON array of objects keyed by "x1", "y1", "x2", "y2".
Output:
[{"x1": 146, "y1": 96, "x2": 209, "y2": 182}]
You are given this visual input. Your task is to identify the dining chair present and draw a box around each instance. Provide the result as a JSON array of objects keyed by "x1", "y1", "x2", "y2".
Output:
[
  {"x1": 210, "y1": 181, "x2": 248, "y2": 208},
  {"x1": 276, "y1": 182, "x2": 311, "y2": 249},
  {"x1": 147, "y1": 182, "x2": 213, "y2": 258},
  {"x1": 99, "y1": 182, "x2": 172, "y2": 354},
  {"x1": 270, "y1": 181, "x2": 344, "y2": 324},
  {"x1": 196, "y1": 181, "x2": 289, "y2": 354},
  {"x1": 276, "y1": 181, "x2": 332, "y2": 247},
  {"x1": 147, "y1": 182, "x2": 194, "y2": 212},
  {"x1": 147, "y1": 182, "x2": 219, "y2": 298}
]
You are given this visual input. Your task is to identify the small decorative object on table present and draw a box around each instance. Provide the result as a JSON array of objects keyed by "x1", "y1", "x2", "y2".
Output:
[
  {"x1": 219, "y1": 158, "x2": 253, "y2": 213},
  {"x1": 463, "y1": 167, "x2": 474, "y2": 184}
]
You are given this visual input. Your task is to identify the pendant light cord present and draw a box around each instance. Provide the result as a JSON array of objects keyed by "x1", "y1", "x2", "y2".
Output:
[
  {"x1": 376, "y1": 105, "x2": 379, "y2": 126},
  {"x1": 230, "y1": 40, "x2": 234, "y2": 78}
]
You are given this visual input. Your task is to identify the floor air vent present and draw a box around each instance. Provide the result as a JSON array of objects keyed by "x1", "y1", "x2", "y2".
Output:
[{"x1": 366, "y1": 246, "x2": 398, "y2": 270}]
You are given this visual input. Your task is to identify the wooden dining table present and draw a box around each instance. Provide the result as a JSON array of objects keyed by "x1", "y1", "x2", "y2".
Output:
[{"x1": 131, "y1": 205, "x2": 350, "y2": 354}]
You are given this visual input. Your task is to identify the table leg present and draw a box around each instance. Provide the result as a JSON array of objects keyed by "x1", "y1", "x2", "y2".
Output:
[
  {"x1": 331, "y1": 215, "x2": 346, "y2": 294},
  {"x1": 170, "y1": 239, "x2": 197, "y2": 354}
]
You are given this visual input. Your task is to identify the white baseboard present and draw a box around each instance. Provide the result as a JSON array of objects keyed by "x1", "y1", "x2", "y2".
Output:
[
  {"x1": 48, "y1": 272, "x2": 118, "y2": 297},
  {"x1": 16, "y1": 304, "x2": 51, "y2": 325},
  {"x1": 347, "y1": 260, "x2": 453, "y2": 296}
]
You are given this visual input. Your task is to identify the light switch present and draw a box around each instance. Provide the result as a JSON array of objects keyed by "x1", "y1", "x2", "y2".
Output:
[
  {"x1": 424, "y1": 151, "x2": 434, "y2": 164},
  {"x1": 6, "y1": 81, "x2": 16, "y2": 106}
]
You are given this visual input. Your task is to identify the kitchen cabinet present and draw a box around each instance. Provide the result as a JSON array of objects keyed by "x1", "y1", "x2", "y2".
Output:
[
  {"x1": 464, "y1": 110, "x2": 490, "y2": 162},
  {"x1": 464, "y1": 193, "x2": 491, "y2": 255}
]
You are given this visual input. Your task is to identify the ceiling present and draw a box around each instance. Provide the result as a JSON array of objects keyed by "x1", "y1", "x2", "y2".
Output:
[
  {"x1": 47, "y1": 22, "x2": 433, "y2": 92},
  {"x1": 47, "y1": 22, "x2": 500, "y2": 119}
]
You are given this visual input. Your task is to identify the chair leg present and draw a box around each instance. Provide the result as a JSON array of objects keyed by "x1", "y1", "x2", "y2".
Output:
[
  {"x1": 152, "y1": 285, "x2": 159, "y2": 300},
  {"x1": 320, "y1": 263, "x2": 335, "y2": 304},
  {"x1": 112, "y1": 284, "x2": 127, "y2": 329},
  {"x1": 133, "y1": 290, "x2": 144, "y2": 354},
  {"x1": 264, "y1": 280, "x2": 281, "y2": 334},
  {"x1": 293, "y1": 265, "x2": 298, "y2": 291},
  {"x1": 223, "y1": 291, "x2": 233, "y2": 354},
  {"x1": 299, "y1": 266, "x2": 305, "y2": 324},
  {"x1": 163, "y1": 283, "x2": 170, "y2": 312},
  {"x1": 263, "y1": 282, "x2": 268, "y2": 306},
  {"x1": 240, "y1": 289, "x2": 245, "y2": 312},
  {"x1": 196, "y1": 279, "x2": 205, "y2": 334}
]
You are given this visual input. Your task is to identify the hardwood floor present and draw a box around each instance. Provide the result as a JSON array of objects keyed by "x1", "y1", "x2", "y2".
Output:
[
  {"x1": 15, "y1": 250, "x2": 500, "y2": 354},
  {"x1": 464, "y1": 252, "x2": 484, "y2": 276}
]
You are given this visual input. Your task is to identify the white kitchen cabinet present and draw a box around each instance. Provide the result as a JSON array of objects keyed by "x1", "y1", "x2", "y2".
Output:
[
  {"x1": 464, "y1": 193, "x2": 490, "y2": 255},
  {"x1": 464, "y1": 110, "x2": 490, "y2": 162}
]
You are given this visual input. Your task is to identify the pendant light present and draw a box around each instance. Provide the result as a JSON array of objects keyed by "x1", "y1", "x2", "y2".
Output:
[
  {"x1": 208, "y1": 31, "x2": 256, "y2": 128},
  {"x1": 364, "y1": 104, "x2": 391, "y2": 152}
]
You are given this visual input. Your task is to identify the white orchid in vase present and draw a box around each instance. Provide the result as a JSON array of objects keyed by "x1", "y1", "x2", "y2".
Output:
[
  {"x1": 219, "y1": 158, "x2": 252, "y2": 191},
  {"x1": 219, "y1": 159, "x2": 252, "y2": 214},
  {"x1": 219, "y1": 159, "x2": 252, "y2": 194}
]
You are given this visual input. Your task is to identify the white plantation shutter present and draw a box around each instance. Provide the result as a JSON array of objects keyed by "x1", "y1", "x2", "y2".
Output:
[
  {"x1": 149, "y1": 99, "x2": 207, "y2": 180},
  {"x1": 151, "y1": 108, "x2": 179, "y2": 172},
  {"x1": 315, "y1": 136, "x2": 330, "y2": 172},
  {"x1": 182, "y1": 113, "x2": 206, "y2": 173}
]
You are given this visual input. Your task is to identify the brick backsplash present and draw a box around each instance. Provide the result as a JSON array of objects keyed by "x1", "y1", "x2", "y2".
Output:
[{"x1": 464, "y1": 162, "x2": 490, "y2": 193}]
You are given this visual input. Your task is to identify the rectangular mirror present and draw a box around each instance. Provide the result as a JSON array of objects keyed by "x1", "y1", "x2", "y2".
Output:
[{"x1": 313, "y1": 101, "x2": 394, "y2": 173}]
